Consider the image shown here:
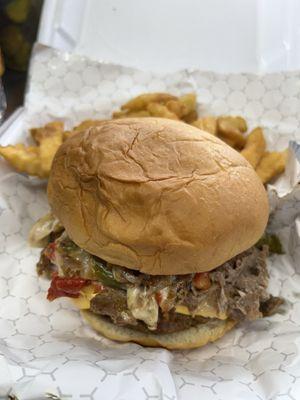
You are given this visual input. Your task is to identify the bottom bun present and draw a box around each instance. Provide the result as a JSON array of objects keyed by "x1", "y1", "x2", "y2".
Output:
[{"x1": 81, "y1": 310, "x2": 236, "y2": 350}]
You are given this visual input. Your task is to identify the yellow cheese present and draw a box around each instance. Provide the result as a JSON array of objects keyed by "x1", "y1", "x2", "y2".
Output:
[
  {"x1": 175, "y1": 304, "x2": 227, "y2": 320},
  {"x1": 72, "y1": 284, "x2": 227, "y2": 321},
  {"x1": 72, "y1": 286, "x2": 98, "y2": 309}
]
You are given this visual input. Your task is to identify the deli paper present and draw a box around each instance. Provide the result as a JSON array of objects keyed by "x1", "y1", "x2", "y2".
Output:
[{"x1": 1, "y1": 44, "x2": 300, "y2": 400}]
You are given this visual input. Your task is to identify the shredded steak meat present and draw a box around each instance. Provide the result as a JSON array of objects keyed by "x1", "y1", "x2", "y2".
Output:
[
  {"x1": 90, "y1": 287, "x2": 137, "y2": 326},
  {"x1": 212, "y1": 246, "x2": 269, "y2": 321},
  {"x1": 215, "y1": 246, "x2": 270, "y2": 320},
  {"x1": 260, "y1": 296, "x2": 284, "y2": 317},
  {"x1": 154, "y1": 312, "x2": 208, "y2": 334},
  {"x1": 112, "y1": 266, "x2": 192, "y2": 292},
  {"x1": 182, "y1": 247, "x2": 271, "y2": 321},
  {"x1": 38, "y1": 232, "x2": 283, "y2": 333},
  {"x1": 36, "y1": 250, "x2": 57, "y2": 278},
  {"x1": 90, "y1": 288, "x2": 209, "y2": 334}
]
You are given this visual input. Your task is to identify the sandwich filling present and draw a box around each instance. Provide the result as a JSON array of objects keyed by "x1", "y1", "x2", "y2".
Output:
[{"x1": 33, "y1": 214, "x2": 283, "y2": 334}]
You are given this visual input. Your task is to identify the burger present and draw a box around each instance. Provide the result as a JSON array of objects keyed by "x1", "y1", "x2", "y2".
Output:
[{"x1": 30, "y1": 118, "x2": 282, "y2": 349}]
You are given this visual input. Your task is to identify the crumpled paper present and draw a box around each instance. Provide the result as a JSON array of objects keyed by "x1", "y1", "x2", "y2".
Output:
[{"x1": 1, "y1": 44, "x2": 300, "y2": 400}]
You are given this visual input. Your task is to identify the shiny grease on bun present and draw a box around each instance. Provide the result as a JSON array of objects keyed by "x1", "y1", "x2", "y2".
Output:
[{"x1": 48, "y1": 118, "x2": 269, "y2": 276}]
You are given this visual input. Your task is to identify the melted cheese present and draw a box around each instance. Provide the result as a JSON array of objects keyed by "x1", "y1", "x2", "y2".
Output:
[
  {"x1": 72, "y1": 286, "x2": 98, "y2": 309},
  {"x1": 127, "y1": 287, "x2": 159, "y2": 330},
  {"x1": 175, "y1": 303, "x2": 227, "y2": 320},
  {"x1": 73, "y1": 285, "x2": 227, "y2": 322}
]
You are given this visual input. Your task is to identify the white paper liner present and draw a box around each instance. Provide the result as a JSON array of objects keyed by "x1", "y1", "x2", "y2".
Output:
[{"x1": 1, "y1": 44, "x2": 300, "y2": 400}]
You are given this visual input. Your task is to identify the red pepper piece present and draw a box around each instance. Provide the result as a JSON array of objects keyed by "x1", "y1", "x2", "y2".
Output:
[
  {"x1": 193, "y1": 272, "x2": 211, "y2": 290},
  {"x1": 47, "y1": 273, "x2": 90, "y2": 301},
  {"x1": 44, "y1": 242, "x2": 56, "y2": 262}
]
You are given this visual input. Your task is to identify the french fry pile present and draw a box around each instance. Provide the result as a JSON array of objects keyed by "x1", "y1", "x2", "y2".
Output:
[
  {"x1": 0, "y1": 92, "x2": 287, "y2": 183},
  {"x1": 0, "y1": 120, "x2": 103, "y2": 178},
  {"x1": 112, "y1": 93, "x2": 287, "y2": 183},
  {"x1": 112, "y1": 93, "x2": 197, "y2": 123},
  {"x1": 0, "y1": 122, "x2": 64, "y2": 178}
]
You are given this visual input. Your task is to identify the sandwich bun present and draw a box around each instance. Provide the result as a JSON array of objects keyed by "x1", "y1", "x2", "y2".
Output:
[
  {"x1": 48, "y1": 118, "x2": 269, "y2": 275},
  {"x1": 81, "y1": 310, "x2": 236, "y2": 350}
]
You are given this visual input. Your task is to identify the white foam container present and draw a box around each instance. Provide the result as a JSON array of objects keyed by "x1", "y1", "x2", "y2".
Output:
[
  {"x1": 1, "y1": 0, "x2": 300, "y2": 137},
  {"x1": 38, "y1": 0, "x2": 300, "y2": 73}
]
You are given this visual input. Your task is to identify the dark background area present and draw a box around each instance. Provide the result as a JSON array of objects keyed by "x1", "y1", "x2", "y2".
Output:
[
  {"x1": 2, "y1": 68, "x2": 26, "y2": 119},
  {"x1": 0, "y1": 0, "x2": 43, "y2": 120}
]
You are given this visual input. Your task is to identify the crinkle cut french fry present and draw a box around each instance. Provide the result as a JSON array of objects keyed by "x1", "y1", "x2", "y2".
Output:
[
  {"x1": 183, "y1": 110, "x2": 198, "y2": 123},
  {"x1": 0, "y1": 144, "x2": 44, "y2": 177},
  {"x1": 166, "y1": 100, "x2": 187, "y2": 118},
  {"x1": 63, "y1": 120, "x2": 105, "y2": 141},
  {"x1": 255, "y1": 150, "x2": 288, "y2": 184},
  {"x1": 112, "y1": 110, "x2": 128, "y2": 119},
  {"x1": 39, "y1": 135, "x2": 63, "y2": 176},
  {"x1": 147, "y1": 102, "x2": 178, "y2": 119},
  {"x1": 240, "y1": 127, "x2": 266, "y2": 168},
  {"x1": 121, "y1": 93, "x2": 177, "y2": 112},
  {"x1": 30, "y1": 121, "x2": 64, "y2": 144},
  {"x1": 73, "y1": 120, "x2": 104, "y2": 131},
  {"x1": 232, "y1": 116, "x2": 247, "y2": 133},
  {"x1": 178, "y1": 93, "x2": 197, "y2": 115},
  {"x1": 0, "y1": 125, "x2": 63, "y2": 178},
  {"x1": 219, "y1": 116, "x2": 247, "y2": 133},
  {"x1": 217, "y1": 116, "x2": 247, "y2": 149},
  {"x1": 63, "y1": 131, "x2": 73, "y2": 141},
  {"x1": 112, "y1": 110, "x2": 150, "y2": 119},
  {"x1": 192, "y1": 117, "x2": 217, "y2": 135}
]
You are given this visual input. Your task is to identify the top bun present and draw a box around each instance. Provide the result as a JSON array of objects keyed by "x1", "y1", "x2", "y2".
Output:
[{"x1": 48, "y1": 118, "x2": 269, "y2": 275}]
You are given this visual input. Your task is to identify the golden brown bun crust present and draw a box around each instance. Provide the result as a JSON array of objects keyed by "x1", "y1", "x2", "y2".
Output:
[
  {"x1": 48, "y1": 118, "x2": 269, "y2": 275},
  {"x1": 81, "y1": 310, "x2": 236, "y2": 350}
]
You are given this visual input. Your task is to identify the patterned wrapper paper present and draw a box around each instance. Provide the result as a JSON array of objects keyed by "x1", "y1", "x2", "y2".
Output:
[{"x1": 1, "y1": 44, "x2": 300, "y2": 400}]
